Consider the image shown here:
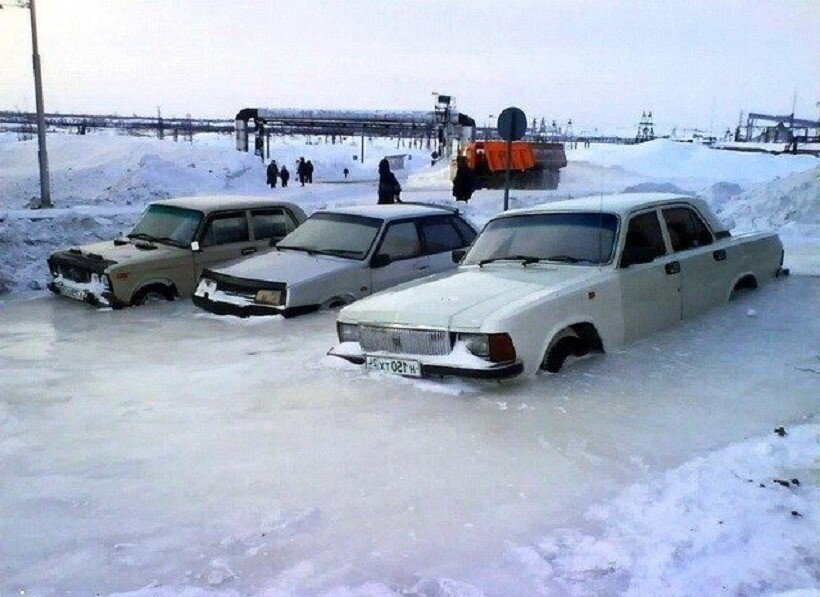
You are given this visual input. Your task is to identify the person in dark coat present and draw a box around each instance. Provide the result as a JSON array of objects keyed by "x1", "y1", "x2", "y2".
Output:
[
  {"x1": 452, "y1": 156, "x2": 477, "y2": 202},
  {"x1": 280, "y1": 165, "x2": 290, "y2": 187},
  {"x1": 266, "y1": 160, "x2": 279, "y2": 188},
  {"x1": 306, "y1": 160, "x2": 314, "y2": 183},
  {"x1": 377, "y1": 158, "x2": 401, "y2": 204},
  {"x1": 297, "y1": 157, "x2": 307, "y2": 186},
  {"x1": 343, "y1": 167, "x2": 349, "y2": 179}
]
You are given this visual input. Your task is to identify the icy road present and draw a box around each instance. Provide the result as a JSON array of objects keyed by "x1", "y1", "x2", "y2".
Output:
[{"x1": 0, "y1": 274, "x2": 817, "y2": 595}]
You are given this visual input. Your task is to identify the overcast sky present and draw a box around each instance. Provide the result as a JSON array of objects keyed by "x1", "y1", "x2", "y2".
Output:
[{"x1": 1, "y1": 0, "x2": 818, "y2": 133}]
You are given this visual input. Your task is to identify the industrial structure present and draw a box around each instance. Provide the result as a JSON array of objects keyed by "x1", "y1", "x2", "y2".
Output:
[{"x1": 234, "y1": 95, "x2": 476, "y2": 162}]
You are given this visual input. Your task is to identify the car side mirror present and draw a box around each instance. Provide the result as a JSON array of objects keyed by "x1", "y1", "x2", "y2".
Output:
[
  {"x1": 452, "y1": 249, "x2": 467, "y2": 263},
  {"x1": 370, "y1": 253, "x2": 392, "y2": 268},
  {"x1": 190, "y1": 241, "x2": 201, "y2": 252},
  {"x1": 620, "y1": 245, "x2": 656, "y2": 268}
]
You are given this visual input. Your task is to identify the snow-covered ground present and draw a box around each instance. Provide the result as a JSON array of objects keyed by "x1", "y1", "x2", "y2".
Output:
[{"x1": 0, "y1": 132, "x2": 818, "y2": 596}]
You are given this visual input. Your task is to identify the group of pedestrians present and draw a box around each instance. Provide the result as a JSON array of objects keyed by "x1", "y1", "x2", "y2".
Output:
[
  {"x1": 267, "y1": 154, "x2": 477, "y2": 205},
  {"x1": 266, "y1": 156, "x2": 316, "y2": 189},
  {"x1": 297, "y1": 157, "x2": 314, "y2": 186},
  {"x1": 266, "y1": 160, "x2": 290, "y2": 188}
]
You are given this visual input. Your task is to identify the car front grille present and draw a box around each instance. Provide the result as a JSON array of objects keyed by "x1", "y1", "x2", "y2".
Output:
[
  {"x1": 206, "y1": 270, "x2": 286, "y2": 299},
  {"x1": 359, "y1": 326, "x2": 451, "y2": 356},
  {"x1": 48, "y1": 252, "x2": 114, "y2": 282},
  {"x1": 215, "y1": 279, "x2": 257, "y2": 299}
]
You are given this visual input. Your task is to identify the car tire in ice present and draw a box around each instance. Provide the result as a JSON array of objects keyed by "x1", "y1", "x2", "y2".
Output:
[
  {"x1": 132, "y1": 285, "x2": 174, "y2": 306},
  {"x1": 541, "y1": 329, "x2": 587, "y2": 373}
]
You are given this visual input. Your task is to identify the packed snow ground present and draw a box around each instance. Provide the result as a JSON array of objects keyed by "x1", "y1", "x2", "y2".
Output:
[{"x1": 0, "y1": 132, "x2": 818, "y2": 596}]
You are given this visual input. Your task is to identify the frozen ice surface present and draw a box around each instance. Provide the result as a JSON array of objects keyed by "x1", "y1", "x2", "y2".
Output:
[{"x1": 0, "y1": 274, "x2": 818, "y2": 595}]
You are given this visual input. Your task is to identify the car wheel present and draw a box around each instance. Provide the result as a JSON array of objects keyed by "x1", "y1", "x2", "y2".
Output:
[
  {"x1": 132, "y1": 286, "x2": 173, "y2": 306},
  {"x1": 542, "y1": 331, "x2": 585, "y2": 373}
]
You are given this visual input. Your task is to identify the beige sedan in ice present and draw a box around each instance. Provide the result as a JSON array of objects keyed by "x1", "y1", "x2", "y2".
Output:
[{"x1": 47, "y1": 195, "x2": 306, "y2": 308}]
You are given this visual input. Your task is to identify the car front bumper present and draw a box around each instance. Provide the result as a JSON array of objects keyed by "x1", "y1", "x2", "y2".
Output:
[
  {"x1": 48, "y1": 279, "x2": 127, "y2": 309},
  {"x1": 327, "y1": 344, "x2": 524, "y2": 380},
  {"x1": 192, "y1": 293, "x2": 318, "y2": 319}
]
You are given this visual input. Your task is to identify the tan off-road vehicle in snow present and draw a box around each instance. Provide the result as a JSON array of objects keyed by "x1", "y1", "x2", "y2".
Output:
[{"x1": 47, "y1": 196, "x2": 306, "y2": 308}]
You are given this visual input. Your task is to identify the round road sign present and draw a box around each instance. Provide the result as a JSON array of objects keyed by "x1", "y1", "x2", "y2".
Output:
[{"x1": 497, "y1": 107, "x2": 527, "y2": 141}]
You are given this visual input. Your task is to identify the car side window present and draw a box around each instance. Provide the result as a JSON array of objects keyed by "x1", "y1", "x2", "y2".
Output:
[
  {"x1": 200, "y1": 213, "x2": 249, "y2": 247},
  {"x1": 620, "y1": 211, "x2": 666, "y2": 267},
  {"x1": 377, "y1": 221, "x2": 422, "y2": 261},
  {"x1": 251, "y1": 209, "x2": 295, "y2": 241},
  {"x1": 662, "y1": 207, "x2": 713, "y2": 252},
  {"x1": 420, "y1": 218, "x2": 465, "y2": 254}
]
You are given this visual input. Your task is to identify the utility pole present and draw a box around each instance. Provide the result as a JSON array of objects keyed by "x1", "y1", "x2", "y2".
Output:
[{"x1": 2, "y1": 0, "x2": 51, "y2": 208}]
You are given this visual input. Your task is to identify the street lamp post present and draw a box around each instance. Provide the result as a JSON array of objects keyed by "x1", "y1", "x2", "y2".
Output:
[{"x1": 2, "y1": 0, "x2": 51, "y2": 208}]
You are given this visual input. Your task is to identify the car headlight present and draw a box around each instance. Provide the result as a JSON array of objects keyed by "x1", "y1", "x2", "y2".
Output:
[
  {"x1": 254, "y1": 289, "x2": 285, "y2": 306},
  {"x1": 337, "y1": 322, "x2": 360, "y2": 343},
  {"x1": 457, "y1": 333, "x2": 516, "y2": 363}
]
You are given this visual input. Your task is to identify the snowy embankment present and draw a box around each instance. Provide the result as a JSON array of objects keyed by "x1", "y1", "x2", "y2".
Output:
[{"x1": 512, "y1": 424, "x2": 819, "y2": 597}]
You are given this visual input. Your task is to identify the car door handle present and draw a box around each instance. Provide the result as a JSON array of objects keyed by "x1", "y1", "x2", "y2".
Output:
[
  {"x1": 713, "y1": 249, "x2": 726, "y2": 261},
  {"x1": 665, "y1": 260, "x2": 681, "y2": 275},
  {"x1": 241, "y1": 247, "x2": 257, "y2": 256}
]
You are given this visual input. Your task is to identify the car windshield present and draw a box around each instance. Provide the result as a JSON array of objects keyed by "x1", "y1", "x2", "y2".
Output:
[
  {"x1": 463, "y1": 212, "x2": 619, "y2": 266},
  {"x1": 128, "y1": 205, "x2": 203, "y2": 247},
  {"x1": 277, "y1": 212, "x2": 382, "y2": 260}
]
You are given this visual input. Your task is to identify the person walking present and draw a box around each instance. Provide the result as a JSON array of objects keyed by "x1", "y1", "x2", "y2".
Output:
[
  {"x1": 266, "y1": 160, "x2": 279, "y2": 188},
  {"x1": 297, "y1": 157, "x2": 307, "y2": 186},
  {"x1": 377, "y1": 157, "x2": 401, "y2": 204},
  {"x1": 280, "y1": 165, "x2": 290, "y2": 188},
  {"x1": 343, "y1": 167, "x2": 349, "y2": 179},
  {"x1": 306, "y1": 160, "x2": 314, "y2": 184},
  {"x1": 451, "y1": 156, "x2": 477, "y2": 202}
]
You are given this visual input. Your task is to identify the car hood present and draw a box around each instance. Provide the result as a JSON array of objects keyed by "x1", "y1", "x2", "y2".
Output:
[
  {"x1": 210, "y1": 249, "x2": 360, "y2": 286},
  {"x1": 61, "y1": 239, "x2": 186, "y2": 267},
  {"x1": 341, "y1": 265, "x2": 601, "y2": 330}
]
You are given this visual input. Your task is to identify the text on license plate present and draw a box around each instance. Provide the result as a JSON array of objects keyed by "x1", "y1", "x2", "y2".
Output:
[
  {"x1": 365, "y1": 356, "x2": 421, "y2": 377},
  {"x1": 60, "y1": 284, "x2": 87, "y2": 301}
]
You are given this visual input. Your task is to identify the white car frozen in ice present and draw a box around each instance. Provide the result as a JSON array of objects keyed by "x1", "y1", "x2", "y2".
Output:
[
  {"x1": 192, "y1": 203, "x2": 477, "y2": 317},
  {"x1": 329, "y1": 193, "x2": 787, "y2": 379}
]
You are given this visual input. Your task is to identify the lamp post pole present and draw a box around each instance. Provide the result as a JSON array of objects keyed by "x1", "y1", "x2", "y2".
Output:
[
  {"x1": 2, "y1": 0, "x2": 52, "y2": 207},
  {"x1": 29, "y1": 0, "x2": 51, "y2": 208}
]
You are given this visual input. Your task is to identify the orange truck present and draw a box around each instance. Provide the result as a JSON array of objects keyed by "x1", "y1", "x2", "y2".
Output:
[{"x1": 452, "y1": 140, "x2": 568, "y2": 190}]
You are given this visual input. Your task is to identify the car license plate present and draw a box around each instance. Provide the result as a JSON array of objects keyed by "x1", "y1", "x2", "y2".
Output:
[
  {"x1": 60, "y1": 284, "x2": 87, "y2": 301},
  {"x1": 365, "y1": 356, "x2": 422, "y2": 377}
]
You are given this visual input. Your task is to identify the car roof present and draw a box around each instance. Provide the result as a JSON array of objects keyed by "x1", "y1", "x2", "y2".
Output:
[
  {"x1": 153, "y1": 195, "x2": 302, "y2": 213},
  {"x1": 498, "y1": 193, "x2": 727, "y2": 232},
  {"x1": 314, "y1": 202, "x2": 461, "y2": 221}
]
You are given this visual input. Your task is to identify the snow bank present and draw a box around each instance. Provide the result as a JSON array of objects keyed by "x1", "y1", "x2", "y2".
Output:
[
  {"x1": 512, "y1": 424, "x2": 820, "y2": 597},
  {"x1": 711, "y1": 166, "x2": 820, "y2": 234},
  {"x1": 570, "y1": 139, "x2": 818, "y2": 186}
]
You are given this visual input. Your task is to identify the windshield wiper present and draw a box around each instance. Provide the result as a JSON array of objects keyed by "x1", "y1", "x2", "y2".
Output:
[
  {"x1": 276, "y1": 245, "x2": 316, "y2": 255},
  {"x1": 315, "y1": 249, "x2": 362, "y2": 258},
  {"x1": 544, "y1": 254, "x2": 594, "y2": 264},
  {"x1": 153, "y1": 236, "x2": 185, "y2": 248},
  {"x1": 128, "y1": 232, "x2": 156, "y2": 242},
  {"x1": 478, "y1": 255, "x2": 543, "y2": 267}
]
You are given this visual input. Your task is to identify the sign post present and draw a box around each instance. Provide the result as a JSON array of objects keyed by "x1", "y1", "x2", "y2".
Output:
[{"x1": 497, "y1": 107, "x2": 527, "y2": 211}]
